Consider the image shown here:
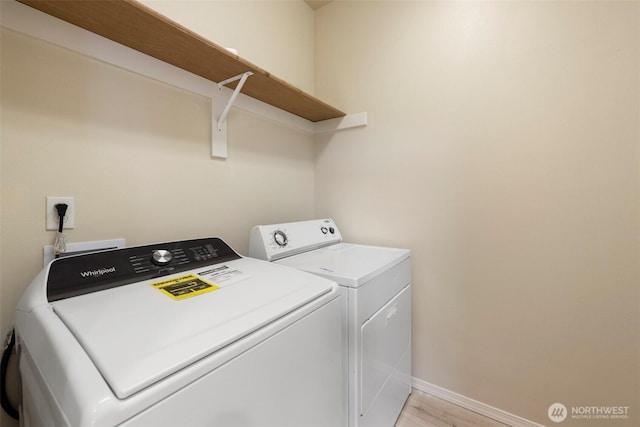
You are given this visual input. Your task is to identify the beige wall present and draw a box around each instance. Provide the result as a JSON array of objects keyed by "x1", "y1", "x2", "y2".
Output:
[
  {"x1": 2, "y1": 1, "x2": 639, "y2": 427},
  {"x1": 0, "y1": 31, "x2": 316, "y2": 320},
  {"x1": 0, "y1": 1, "x2": 316, "y2": 423},
  {"x1": 140, "y1": 0, "x2": 316, "y2": 95},
  {"x1": 315, "y1": 1, "x2": 639, "y2": 426}
]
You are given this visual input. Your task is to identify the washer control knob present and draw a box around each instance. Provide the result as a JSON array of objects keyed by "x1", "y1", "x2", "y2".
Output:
[
  {"x1": 329, "y1": 227, "x2": 335, "y2": 234},
  {"x1": 321, "y1": 226, "x2": 328, "y2": 234},
  {"x1": 273, "y1": 230, "x2": 288, "y2": 247},
  {"x1": 151, "y1": 249, "x2": 173, "y2": 266}
]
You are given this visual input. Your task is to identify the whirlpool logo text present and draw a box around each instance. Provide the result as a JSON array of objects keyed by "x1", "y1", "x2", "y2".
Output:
[{"x1": 80, "y1": 267, "x2": 116, "y2": 278}]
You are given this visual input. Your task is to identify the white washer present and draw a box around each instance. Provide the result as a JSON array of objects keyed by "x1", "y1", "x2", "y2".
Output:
[
  {"x1": 16, "y1": 237, "x2": 343, "y2": 427},
  {"x1": 249, "y1": 219, "x2": 411, "y2": 427}
]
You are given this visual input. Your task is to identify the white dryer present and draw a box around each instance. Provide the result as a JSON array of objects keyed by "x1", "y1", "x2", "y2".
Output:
[
  {"x1": 16, "y1": 237, "x2": 343, "y2": 427},
  {"x1": 249, "y1": 219, "x2": 411, "y2": 427}
]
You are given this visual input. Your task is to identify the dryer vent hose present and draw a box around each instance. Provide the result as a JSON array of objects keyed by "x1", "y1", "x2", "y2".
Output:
[{"x1": 1, "y1": 329, "x2": 19, "y2": 420}]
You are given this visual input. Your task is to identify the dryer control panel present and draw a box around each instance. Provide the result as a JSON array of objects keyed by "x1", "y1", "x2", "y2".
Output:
[{"x1": 249, "y1": 219, "x2": 342, "y2": 261}]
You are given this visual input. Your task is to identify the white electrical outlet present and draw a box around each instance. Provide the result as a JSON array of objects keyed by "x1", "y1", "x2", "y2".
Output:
[{"x1": 46, "y1": 196, "x2": 75, "y2": 231}]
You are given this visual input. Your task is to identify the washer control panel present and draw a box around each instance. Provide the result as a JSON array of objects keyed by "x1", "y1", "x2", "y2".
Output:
[
  {"x1": 249, "y1": 219, "x2": 342, "y2": 261},
  {"x1": 47, "y1": 238, "x2": 240, "y2": 302}
]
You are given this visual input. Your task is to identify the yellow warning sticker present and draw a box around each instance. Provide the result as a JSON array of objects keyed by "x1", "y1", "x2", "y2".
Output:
[{"x1": 151, "y1": 274, "x2": 219, "y2": 300}]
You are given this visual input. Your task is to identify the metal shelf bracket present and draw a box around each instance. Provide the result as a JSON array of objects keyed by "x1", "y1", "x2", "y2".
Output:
[{"x1": 212, "y1": 71, "x2": 254, "y2": 159}]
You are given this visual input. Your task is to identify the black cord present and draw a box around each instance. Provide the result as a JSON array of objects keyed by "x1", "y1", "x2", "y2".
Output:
[
  {"x1": 1, "y1": 329, "x2": 19, "y2": 420},
  {"x1": 55, "y1": 203, "x2": 68, "y2": 233}
]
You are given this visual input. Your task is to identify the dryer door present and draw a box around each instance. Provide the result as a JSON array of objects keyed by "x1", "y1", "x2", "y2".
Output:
[{"x1": 360, "y1": 285, "x2": 411, "y2": 418}]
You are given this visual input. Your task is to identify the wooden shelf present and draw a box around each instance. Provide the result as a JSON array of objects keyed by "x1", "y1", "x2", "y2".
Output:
[{"x1": 17, "y1": 0, "x2": 345, "y2": 122}]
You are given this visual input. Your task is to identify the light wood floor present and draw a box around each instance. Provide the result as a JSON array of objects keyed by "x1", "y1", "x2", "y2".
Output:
[{"x1": 395, "y1": 389, "x2": 512, "y2": 427}]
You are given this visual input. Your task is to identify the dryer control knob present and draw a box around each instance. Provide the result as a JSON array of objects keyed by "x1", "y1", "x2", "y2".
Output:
[
  {"x1": 151, "y1": 249, "x2": 173, "y2": 266},
  {"x1": 273, "y1": 230, "x2": 288, "y2": 247}
]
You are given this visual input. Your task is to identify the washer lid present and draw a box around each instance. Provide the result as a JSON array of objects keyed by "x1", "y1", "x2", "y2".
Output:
[
  {"x1": 52, "y1": 258, "x2": 334, "y2": 399},
  {"x1": 276, "y1": 243, "x2": 410, "y2": 288}
]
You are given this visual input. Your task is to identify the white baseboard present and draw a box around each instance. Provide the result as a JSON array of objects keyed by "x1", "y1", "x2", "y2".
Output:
[{"x1": 411, "y1": 377, "x2": 547, "y2": 427}]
